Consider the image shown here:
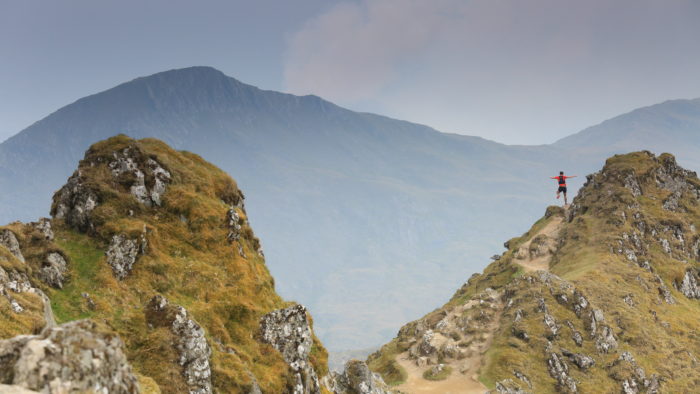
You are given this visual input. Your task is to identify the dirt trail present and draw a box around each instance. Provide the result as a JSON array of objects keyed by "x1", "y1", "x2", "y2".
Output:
[
  {"x1": 514, "y1": 214, "x2": 564, "y2": 273},
  {"x1": 393, "y1": 298, "x2": 502, "y2": 394}
]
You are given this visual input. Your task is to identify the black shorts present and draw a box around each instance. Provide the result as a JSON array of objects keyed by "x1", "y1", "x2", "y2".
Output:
[{"x1": 558, "y1": 186, "x2": 567, "y2": 193}]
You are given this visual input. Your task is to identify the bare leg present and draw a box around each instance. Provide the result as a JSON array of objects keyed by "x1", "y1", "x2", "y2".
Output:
[{"x1": 564, "y1": 192, "x2": 568, "y2": 205}]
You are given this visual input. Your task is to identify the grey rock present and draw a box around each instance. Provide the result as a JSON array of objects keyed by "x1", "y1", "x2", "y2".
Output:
[
  {"x1": 0, "y1": 320, "x2": 138, "y2": 393},
  {"x1": 493, "y1": 379, "x2": 528, "y2": 394},
  {"x1": 330, "y1": 359, "x2": 390, "y2": 394},
  {"x1": 259, "y1": 304, "x2": 320, "y2": 394},
  {"x1": 51, "y1": 171, "x2": 99, "y2": 233},
  {"x1": 675, "y1": 269, "x2": 700, "y2": 299},
  {"x1": 595, "y1": 326, "x2": 618, "y2": 353},
  {"x1": 624, "y1": 174, "x2": 642, "y2": 197},
  {"x1": 39, "y1": 252, "x2": 68, "y2": 289},
  {"x1": 30, "y1": 218, "x2": 54, "y2": 241},
  {"x1": 546, "y1": 351, "x2": 577, "y2": 393},
  {"x1": 108, "y1": 148, "x2": 171, "y2": 207},
  {"x1": 106, "y1": 234, "x2": 146, "y2": 280},
  {"x1": 561, "y1": 348, "x2": 595, "y2": 370},
  {"x1": 0, "y1": 229, "x2": 24, "y2": 263},
  {"x1": 226, "y1": 208, "x2": 242, "y2": 242},
  {"x1": 146, "y1": 295, "x2": 212, "y2": 394},
  {"x1": 654, "y1": 275, "x2": 676, "y2": 304},
  {"x1": 543, "y1": 313, "x2": 559, "y2": 339},
  {"x1": 0, "y1": 385, "x2": 39, "y2": 393}
]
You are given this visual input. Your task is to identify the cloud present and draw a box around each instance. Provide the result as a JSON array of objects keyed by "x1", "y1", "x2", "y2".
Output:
[{"x1": 284, "y1": 0, "x2": 700, "y2": 144}]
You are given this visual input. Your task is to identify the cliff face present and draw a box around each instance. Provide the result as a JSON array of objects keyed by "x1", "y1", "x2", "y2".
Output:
[
  {"x1": 0, "y1": 135, "x2": 328, "y2": 393},
  {"x1": 370, "y1": 151, "x2": 700, "y2": 393}
]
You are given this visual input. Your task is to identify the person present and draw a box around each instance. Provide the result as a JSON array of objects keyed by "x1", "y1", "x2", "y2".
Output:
[{"x1": 551, "y1": 171, "x2": 577, "y2": 205}]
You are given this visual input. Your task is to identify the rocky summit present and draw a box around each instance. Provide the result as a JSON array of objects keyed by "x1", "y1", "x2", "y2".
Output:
[
  {"x1": 369, "y1": 151, "x2": 700, "y2": 393},
  {"x1": 0, "y1": 135, "x2": 357, "y2": 393}
]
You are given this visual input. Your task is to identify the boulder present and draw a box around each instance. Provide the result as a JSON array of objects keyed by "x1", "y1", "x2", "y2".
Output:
[
  {"x1": 146, "y1": 295, "x2": 212, "y2": 394},
  {"x1": 0, "y1": 229, "x2": 25, "y2": 263},
  {"x1": 330, "y1": 359, "x2": 390, "y2": 394},
  {"x1": 259, "y1": 304, "x2": 320, "y2": 394},
  {"x1": 51, "y1": 171, "x2": 99, "y2": 233},
  {"x1": 106, "y1": 233, "x2": 146, "y2": 280},
  {"x1": 0, "y1": 320, "x2": 138, "y2": 393},
  {"x1": 39, "y1": 252, "x2": 68, "y2": 289}
]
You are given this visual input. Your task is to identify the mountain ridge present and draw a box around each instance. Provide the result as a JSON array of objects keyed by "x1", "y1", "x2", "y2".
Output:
[{"x1": 1, "y1": 66, "x2": 700, "y2": 352}]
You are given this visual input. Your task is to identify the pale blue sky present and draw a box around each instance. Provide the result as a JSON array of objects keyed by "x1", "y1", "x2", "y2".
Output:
[{"x1": 2, "y1": 0, "x2": 700, "y2": 144}]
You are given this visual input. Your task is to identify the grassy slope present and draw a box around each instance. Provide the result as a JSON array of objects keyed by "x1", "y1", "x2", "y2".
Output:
[
  {"x1": 2, "y1": 135, "x2": 329, "y2": 393},
  {"x1": 370, "y1": 151, "x2": 700, "y2": 392}
]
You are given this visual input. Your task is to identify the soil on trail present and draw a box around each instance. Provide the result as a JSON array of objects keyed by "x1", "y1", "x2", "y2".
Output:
[
  {"x1": 394, "y1": 353, "x2": 488, "y2": 394},
  {"x1": 393, "y1": 299, "x2": 502, "y2": 394},
  {"x1": 513, "y1": 214, "x2": 564, "y2": 273}
]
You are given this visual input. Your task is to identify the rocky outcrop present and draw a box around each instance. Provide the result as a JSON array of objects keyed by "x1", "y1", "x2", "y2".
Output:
[
  {"x1": 38, "y1": 252, "x2": 68, "y2": 289},
  {"x1": 546, "y1": 350, "x2": 577, "y2": 393},
  {"x1": 51, "y1": 171, "x2": 99, "y2": 233},
  {"x1": 608, "y1": 352, "x2": 660, "y2": 394},
  {"x1": 561, "y1": 349, "x2": 595, "y2": 371},
  {"x1": 0, "y1": 265, "x2": 55, "y2": 328},
  {"x1": 0, "y1": 320, "x2": 138, "y2": 393},
  {"x1": 328, "y1": 359, "x2": 390, "y2": 394},
  {"x1": 259, "y1": 304, "x2": 321, "y2": 394},
  {"x1": 106, "y1": 233, "x2": 147, "y2": 280},
  {"x1": 30, "y1": 218, "x2": 54, "y2": 241},
  {"x1": 0, "y1": 229, "x2": 25, "y2": 262},
  {"x1": 675, "y1": 269, "x2": 700, "y2": 299},
  {"x1": 146, "y1": 295, "x2": 212, "y2": 394},
  {"x1": 108, "y1": 148, "x2": 171, "y2": 206},
  {"x1": 493, "y1": 379, "x2": 529, "y2": 394}
]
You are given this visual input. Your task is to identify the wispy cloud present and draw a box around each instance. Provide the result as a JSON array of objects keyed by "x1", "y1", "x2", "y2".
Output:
[{"x1": 284, "y1": 0, "x2": 700, "y2": 143}]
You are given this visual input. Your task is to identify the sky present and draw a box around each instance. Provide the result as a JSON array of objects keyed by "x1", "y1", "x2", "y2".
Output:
[{"x1": 2, "y1": 0, "x2": 700, "y2": 144}]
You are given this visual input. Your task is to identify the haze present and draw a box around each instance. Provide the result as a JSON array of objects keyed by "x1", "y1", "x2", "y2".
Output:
[{"x1": 2, "y1": 0, "x2": 700, "y2": 144}]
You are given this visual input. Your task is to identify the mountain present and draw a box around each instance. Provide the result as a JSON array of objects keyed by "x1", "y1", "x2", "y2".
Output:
[
  {"x1": 369, "y1": 151, "x2": 700, "y2": 392},
  {"x1": 0, "y1": 136, "x2": 331, "y2": 393},
  {"x1": 0, "y1": 66, "x2": 569, "y2": 351},
  {"x1": 554, "y1": 98, "x2": 700, "y2": 169},
  {"x1": 1, "y1": 67, "x2": 699, "y2": 352}
]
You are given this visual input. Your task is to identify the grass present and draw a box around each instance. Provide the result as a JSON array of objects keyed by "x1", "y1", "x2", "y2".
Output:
[
  {"x1": 3, "y1": 135, "x2": 330, "y2": 393},
  {"x1": 422, "y1": 365, "x2": 452, "y2": 381},
  {"x1": 371, "y1": 152, "x2": 700, "y2": 392}
]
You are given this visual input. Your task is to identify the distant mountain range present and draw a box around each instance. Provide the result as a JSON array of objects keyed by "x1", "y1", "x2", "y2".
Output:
[{"x1": 1, "y1": 66, "x2": 698, "y2": 350}]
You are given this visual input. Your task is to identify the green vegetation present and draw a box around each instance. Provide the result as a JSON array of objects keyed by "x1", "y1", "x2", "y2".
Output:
[
  {"x1": 1, "y1": 135, "x2": 329, "y2": 393},
  {"x1": 422, "y1": 365, "x2": 452, "y2": 381}
]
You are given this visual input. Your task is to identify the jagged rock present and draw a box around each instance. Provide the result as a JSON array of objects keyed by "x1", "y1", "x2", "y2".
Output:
[
  {"x1": 330, "y1": 359, "x2": 389, "y2": 394},
  {"x1": 493, "y1": 379, "x2": 528, "y2": 394},
  {"x1": 226, "y1": 208, "x2": 242, "y2": 242},
  {"x1": 513, "y1": 370, "x2": 532, "y2": 389},
  {"x1": 0, "y1": 265, "x2": 54, "y2": 326},
  {"x1": 624, "y1": 174, "x2": 642, "y2": 197},
  {"x1": 595, "y1": 326, "x2": 618, "y2": 353},
  {"x1": 417, "y1": 330, "x2": 438, "y2": 356},
  {"x1": 108, "y1": 148, "x2": 171, "y2": 207},
  {"x1": 30, "y1": 218, "x2": 54, "y2": 241},
  {"x1": 572, "y1": 290, "x2": 589, "y2": 317},
  {"x1": 0, "y1": 320, "x2": 138, "y2": 393},
  {"x1": 146, "y1": 295, "x2": 212, "y2": 394},
  {"x1": 259, "y1": 304, "x2": 320, "y2": 394},
  {"x1": 0, "y1": 229, "x2": 25, "y2": 263},
  {"x1": 675, "y1": 269, "x2": 700, "y2": 299},
  {"x1": 543, "y1": 313, "x2": 559, "y2": 339},
  {"x1": 610, "y1": 352, "x2": 660, "y2": 394},
  {"x1": 51, "y1": 171, "x2": 99, "y2": 233},
  {"x1": 561, "y1": 349, "x2": 595, "y2": 370},
  {"x1": 106, "y1": 233, "x2": 146, "y2": 280},
  {"x1": 654, "y1": 275, "x2": 676, "y2": 304},
  {"x1": 38, "y1": 252, "x2": 68, "y2": 288},
  {"x1": 565, "y1": 321, "x2": 583, "y2": 346},
  {"x1": 546, "y1": 351, "x2": 577, "y2": 393}
]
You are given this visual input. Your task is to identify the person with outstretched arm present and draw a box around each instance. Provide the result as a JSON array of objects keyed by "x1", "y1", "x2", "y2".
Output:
[{"x1": 551, "y1": 171, "x2": 577, "y2": 205}]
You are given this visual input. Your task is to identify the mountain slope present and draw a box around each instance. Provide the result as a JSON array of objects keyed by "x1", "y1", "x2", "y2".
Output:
[
  {"x1": 1, "y1": 135, "x2": 329, "y2": 393},
  {"x1": 370, "y1": 151, "x2": 700, "y2": 392}
]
